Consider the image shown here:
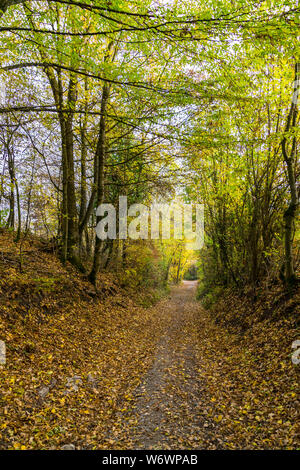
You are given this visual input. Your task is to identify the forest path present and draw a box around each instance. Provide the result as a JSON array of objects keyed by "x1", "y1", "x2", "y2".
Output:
[
  {"x1": 103, "y1": 280, "x2": 298, "y2": 450},
  {"x1": 122, "y1": 280, "x2": 219, "y2": 449}
]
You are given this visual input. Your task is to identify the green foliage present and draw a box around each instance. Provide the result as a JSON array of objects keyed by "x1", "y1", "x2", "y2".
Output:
[
  {"x1": 197, "y1": 284, "x2": 223, "y2": 309},
  {"x1": 33, "y1": 277, "x2": 57, "y2": 293},
  {"x1": 183, "y1": 264, "x2": 198, "y2": 280},
  {"x1": 0, "y1": 0, "x2": 299, "y2": 288},
  {"x1": 0, "y1": 209, "x2": 8, "y2": 227}
]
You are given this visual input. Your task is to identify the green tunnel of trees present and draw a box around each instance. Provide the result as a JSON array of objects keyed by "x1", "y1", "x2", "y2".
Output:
[{"x1": 0, "y1": 0, "x2": 299, "y2": 290}]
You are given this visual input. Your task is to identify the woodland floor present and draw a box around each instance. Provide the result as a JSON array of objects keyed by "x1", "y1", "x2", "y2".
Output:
[
  {"x1": 0, "y1": 232, "x2": 299, "y2": 450},
  {"x1": 116, "y1": 281, "x2": 209, "y2": 449},
  {"x1": 113, "y1": 281, "x2": 299, "y2": 450}
]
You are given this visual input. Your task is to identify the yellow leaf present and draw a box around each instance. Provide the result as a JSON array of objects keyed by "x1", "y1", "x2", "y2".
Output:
[{"x1": 214, "y1": 415, "x2": 223, "y2": 422}]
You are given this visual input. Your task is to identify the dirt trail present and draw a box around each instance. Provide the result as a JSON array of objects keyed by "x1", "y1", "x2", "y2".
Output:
[
  {"x1": 125, "y1": 281, "x2": 218, "y2": 449},
  {"x1": 104, "y1": 281, "x2": 298, "y2": 450}
]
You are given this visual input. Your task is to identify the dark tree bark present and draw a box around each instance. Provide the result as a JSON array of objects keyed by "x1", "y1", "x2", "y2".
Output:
[
  {"x1": 0, "y1": 0, "x2": 23, "y2": 17},
  {"x1": 14, "y1": 174, "x2": 21, "y2": 242},
  {"x1": 24, "y1": 8, "x2": 81, "y2": 268},
  {"x1": 281, "y1": 62, "x2": 299, "y2": 285},
  {"x1": 6, "y1": 148, "x2": 15, "y2": 229},
  {"x1": 79, "y1": 78, "x2": 88, "y2": 260},
  {"x1": 88, "y1": 83, "x2": 110, "y2": 286}
]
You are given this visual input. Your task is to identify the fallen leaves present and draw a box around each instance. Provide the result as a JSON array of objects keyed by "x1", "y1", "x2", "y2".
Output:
[{"x1": 0, "y1": 232, "x2": 299, "y2": 449}]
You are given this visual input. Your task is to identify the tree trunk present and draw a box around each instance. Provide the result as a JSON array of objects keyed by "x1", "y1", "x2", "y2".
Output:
[
  {"x1": 88, "y1": 84, "x2": 110, "y2": 286},
  {"x1": 79, "y1": 85, "x2": 88, "y2": 259},
  {"x1": 6, "y1": 148, "x2": 15, "y2": 229},
  {"x1": 24, "y1": 9, "x2": 80, "y2": 267},
  {"x1": 281, "y1": 62, "x2": 299, "y2": 285},
  {"x1": 14, "y1": 177, "x2": 21, "y2": 242}
]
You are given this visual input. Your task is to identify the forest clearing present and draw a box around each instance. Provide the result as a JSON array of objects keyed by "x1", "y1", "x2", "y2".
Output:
[{"x1": 0, "y1": 0, "x2": 299, "y2": 454}]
